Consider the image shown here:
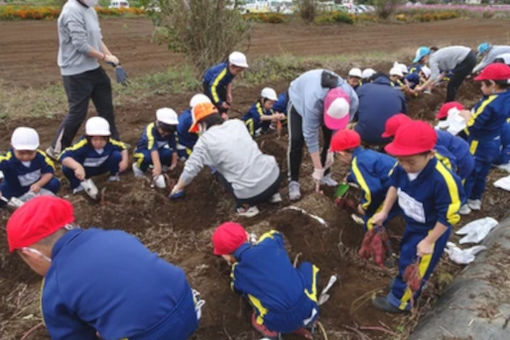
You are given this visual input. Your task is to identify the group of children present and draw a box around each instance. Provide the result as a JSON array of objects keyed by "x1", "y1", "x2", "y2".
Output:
[{"x1": 2, "y1": 46, "x2": 510, "y2": 337}]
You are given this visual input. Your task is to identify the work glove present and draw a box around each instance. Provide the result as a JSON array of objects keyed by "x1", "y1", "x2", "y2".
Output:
[
  {"x1": 444, "y1": 242, "x2": 487, "y2": 265},
  {"x1": 324, "y1": 151, "x2": 335, "y2": 170},
  {"x1": 106, "y1": 59, "x2": 129, "y2": 86},
  {"x1": 312, "y1": 168, "x2": 324, "y2": 192},
  {"x1": 455, "y1": 217, "x2": 498, "y2": 244},
  {"x1": 403, "y1": 262, "x2": 422, "y2": 293},
  {"x1": 104, "y1": 54, "x2": 119, "y2": 65},
  {"x1": 169, "y1": 186, "x2": 185, "y2": 200}
]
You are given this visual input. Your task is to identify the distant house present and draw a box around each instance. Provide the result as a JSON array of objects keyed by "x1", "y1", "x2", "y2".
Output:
[{"x1": 465, "y1": 0, "x2": 482, "y2": 4}]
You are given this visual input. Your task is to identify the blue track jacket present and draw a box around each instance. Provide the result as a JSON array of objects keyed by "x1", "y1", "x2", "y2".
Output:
[
  {"x1": 202, "y1": 62, "x2": 235, "y2": 106},
  {"x1": 177, "y1": 108, "x2": 198, "y2": 150},
  {"x1": 135, "y1": 122, "x2": 177, "y2": 153},
  {"x1": 58, "y1": 137, "x2": 126, "y2": 166},
  {"x1": 242, "y1": 101, "x2": 273, "y2": 137}
]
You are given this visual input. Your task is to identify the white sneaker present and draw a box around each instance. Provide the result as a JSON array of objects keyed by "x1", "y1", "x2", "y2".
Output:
[
  {"x1": 108, "y1": 175, "x2": 120, "y2": 182},
  {"x1": 237, "y1": 205, "x2": 260, "y2": 217},
  {"x1": 289, "y1": 181, "x2": 301, "y2": 201},
  {"x1": 72, "y1": 185, "x2": 84, "y2": 194},
  {"x1": 459, "y1": 204, "x2": 472, "y2": 215},
  {"x1": 45, "y1": 147, "x2": 59, "y2": 160},
  {"x1": 132, "y1": 162, "x2": 144, "y2": 177},
  {"x1": 467, "y1": 199, "x2": 482, "y2": 211},
  {"x1": 320, "y1": 174, "x2": 338, "y2": 187},
  {"x1": 270, "y1": 192, "x2": 282, "y2": 203}
]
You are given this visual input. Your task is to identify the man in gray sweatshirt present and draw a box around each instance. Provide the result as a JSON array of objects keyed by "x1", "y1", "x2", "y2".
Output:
[
  {"x1": 47, "y1": 0, "x2": 121, "y2": 159},
  {"x1": 473, "y1": 43, "x2": 510, "y2": 73},
  {"x1": 415, "y1": 45, "x2": 476, "y2": 102}
]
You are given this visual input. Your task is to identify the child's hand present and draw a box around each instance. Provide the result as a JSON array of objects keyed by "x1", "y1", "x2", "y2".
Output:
[
  {"x1": 75, "y1": 166, "x2": 86, "y2": 181},
  {"x1": 371, "y1": 211, "x2": 387, "y2": 227},
  {"x1": 357, "y1": 204, "x2": 366, "y2": 216},
  {"x1": 152, "y1": 165, "x2": 162, "y2": 178},
  {"x1": 417, "y1": 239, "x2": 434, "y2": 257},
  {"x1": 459, "y1": 109, "x2": 472, "y2": 121},
  {"x1": 118, "y1": 159, "x2": 129, "y2": 173},
  {"x1": 30, "y1": 183, "x2": 41, "y2": 193}
]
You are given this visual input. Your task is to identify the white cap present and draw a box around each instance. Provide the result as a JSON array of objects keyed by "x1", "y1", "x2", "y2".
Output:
[
  {"x1": 11, "y1": 127, "x2": 39, "y2": 150},
  {"x1": 85, "y1": 116, "x2": 110, "y2": 136},
  {"x1": 189, "y1": 94, "x2": 211, "y2": 108},
  {"x1": 228, "y1": 51, "x2": 249, "y2": 68},
  {"x1": 348, "y1": 67, "x2": 362, "y2": 78},
  {"x1": 156, "y1": 108, "x2": 179, "y2": 125},
  {"x1": 421, "y1": 66, "x2": 431, "y2": 79},
  {"x1": 393, "y1": 62, "x2": 408, "y2": 74},
  {"x1": 361, "y1": 68, "x2": 376, "y2": 80},
  {"x1": 260, "y1": 87, "x2": 278, "y2": 101},
  {"x1": 389, "y1": 67, "x2": 403, "y2": 77}
]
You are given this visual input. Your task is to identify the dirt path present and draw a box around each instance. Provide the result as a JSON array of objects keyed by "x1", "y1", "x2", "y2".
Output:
[{"x1": 1, "y1": 18, "x2": 509, "y2": 87}]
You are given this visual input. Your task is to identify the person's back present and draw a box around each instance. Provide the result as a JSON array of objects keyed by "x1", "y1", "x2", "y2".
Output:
[
  {"x1": 177, "y1": 108, "x2": 198, "y2": 149},
  {"x1": 44, "y1": 227, "x2": 197, "y2": 340},
  {"x1": 355, "y1": 76, "x2": 407, "y2": 144}
]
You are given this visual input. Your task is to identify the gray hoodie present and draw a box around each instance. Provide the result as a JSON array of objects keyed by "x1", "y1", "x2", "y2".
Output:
[
  {"x1": 288, "y1": 69, "x2": 359, "y2": 153},
  {"x1": 57, "y1": 0, "x2": 102, "y2": 76},
  {"x1": 179, "y1": 119, "x2": 279, "y2": 199},
  {"x1": 429, "y1": 46, "x2": 471, "y2": 82},
  {"x1": 473, "y1": 45, "x2": 510, "y2": 73}
]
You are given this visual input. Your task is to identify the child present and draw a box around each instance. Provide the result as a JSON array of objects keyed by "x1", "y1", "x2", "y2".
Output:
[
  {"x1": 170, "y1": 103, "x2": 281, "y2": 217},
  {"x1": 347, "y1": 67, "x2": 362, "y2": 90},
  {"x1": 389, "y1": 67, "x2": 404, "y2": 89},
  {"x1": 361, "y1": 68, "x2": 376, "y2": 83},
  {"x1": 272, "y1": 91, "x2": 289, "y2": 115},
  {"x1": 461, "y1": 63, "x2": 510, "y2": 211},
  {"x1": 404, "y1": 66, "x2": 431, "y2": 91},
  {"x1": 176, "y1": 94, "x2": 211, "y2": 160},
  {"x1": 202, "y1": 51, "x2": 249, "y2": 115},
  {"x1": 0, "y1": 127, "x2": 60, "y2": 205},
  {"x1": 494, "y1": 118, "x2": 510, "y2": 171},
  {"x1": 371, "y1": 120, "x2": 464, "y2": 313},
  {"x1": 242, "y1": 87, "x2": 286, "y2": 137},
  {"x1": 133, "y1": 108, "x2": 179, "y2": 180},
  {"x1": 59, "y1": 117, "x2": 128, "y2": 193},
  {"x1": 211, "y1": 222, "x2": 319, "y2": 338},
  {"x1": 330, "y1": 129, "x2": 399, "y2": 230}
]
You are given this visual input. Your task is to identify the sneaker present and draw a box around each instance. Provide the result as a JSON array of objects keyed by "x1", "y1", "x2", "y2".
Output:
[
  {"x1": 269, "y1": 192, "x2": 282, "y2": 203},
  {"x1": 108, "y1": 175, "x2": 120, "y2": 182},
  {"x1": 251, "y1": 312, "x2": 278, "y2": 338},
  {"x1": 289, "y1": 181, "x2": 301, "y2": 201},
  {"x1": 45, "y1": 147, "x2": 59, "y2": 160},
  {"x1": 459, "y1": 204, "x2": 472, "y2": 215},
  {"x1": 320, "y1": 174, "x2": 338, "y2": 187},
  {"x1": 467, "y1": 199, "x2": 481, "y2": 211},
  {"x1": 132, "y1": 162, "x2": 144, "y2": 177},
  {"x1": 72, "y1": 185, "x2": 84, "y2": 194},
  {"x1": 372, "y1": 296, "x2": 407, "y2": 314},
  {"x1": 236, "y1": 205, "x2": 260, "y2": 217}
]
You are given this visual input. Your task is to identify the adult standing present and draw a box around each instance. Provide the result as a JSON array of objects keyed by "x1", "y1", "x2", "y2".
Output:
[
  {"x1": 354, "y1": 73, "x2": 407, "y2": 146},
  {"x1": 415, "y1": 45, "x2": 477, "y2": 102},
  {"x1": 287, "y1": 69, "x2": 359, "y2": 200},
  {"x1": 46, "y1": 0, "x2": 120, "y2": 159},
  {"x1": 473, "y1": 43, "x2": 510, "y2": 73}
]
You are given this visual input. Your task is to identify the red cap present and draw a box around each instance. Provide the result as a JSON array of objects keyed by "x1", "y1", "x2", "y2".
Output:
[
  {"x1": 385, "y1": 120, "x2": 437, "y2": 156},
  {"x1": 7, "y1": 196, "x2": 74, "y2": 252},
  {"x1": 330, "y1": 129, "x2": 361, "y2": 152},
  {"x1": 381, "y1": 114, "x2": 412, "y2": 138},
  {"x1": 474, "y1": 63, "x2": 510, "y2": 81},
  {"x1": 212, "y1": 222, "x2": 247, "y2": 255},
  {"x1": 436, "y1": 101, "x2": 465, "y2": 119}
]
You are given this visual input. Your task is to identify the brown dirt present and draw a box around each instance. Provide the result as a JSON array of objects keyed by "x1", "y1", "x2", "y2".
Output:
[
  {"x1": 1, "y1": 17, "x2": 510, "y2": 87},
  {"x1": 2, "y1": 19, "x2": 510, "y2": 340}
]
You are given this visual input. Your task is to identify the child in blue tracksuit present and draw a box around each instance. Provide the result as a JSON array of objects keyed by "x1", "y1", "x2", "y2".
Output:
[
  {"x1": 133, "y1": 108, "x2": 179, "y2": 178},
  {"x1": 494, "y1": 118, "x2": 510, "y2": 167},
  {"x1": 272, "y1": 91, "x2": 289, "y2": 115},
  {"x1": 202, "y1": 51, "x2": 248, "y2": 114},
  {"x1": 330, "y1": 129, "x2": 399, "y2": 230},
  {"x1": 462, "y1": 63, "x2": 510, "y2": 212},
  {"x1": 242, "y1": 87, "x2": 285, "y2": 137},
  {"x1": 0, "y1": 127, "x2": 60, "y2": 205},
  {"x1": 435, "y1": 129, "x2": 474, "y2": 182},
  {"x1": 59, "y1": 117, "x2": 128, "y2": 193},
  {"x1": 371, "y1": 120, "x2": 464, "y2": 313},
  {"x1": 212, "y1": 222, "x2": 319, "y2": 338}
]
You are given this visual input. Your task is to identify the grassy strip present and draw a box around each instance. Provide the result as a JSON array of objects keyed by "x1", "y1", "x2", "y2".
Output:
[{"x1": 0, "y1": 49, "x2": 416, "y2": 120}]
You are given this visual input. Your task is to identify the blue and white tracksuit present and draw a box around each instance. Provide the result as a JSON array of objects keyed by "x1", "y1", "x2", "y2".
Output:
[
  {"x1": 202, "y1": 62, "x2": 235, "y2": 109},
  {"x1": 386, "y1": 158, "x2": 464, "y2": 311},
  {"x1": 345, "y1": 147, "x2": 399, "y2": 230},
  {"x1": 59, "y1": 137, "x2": 126, "y2": 189},
  {"x1": 463, "y1": 90, "x2": 510, "y2": 200},
  {"x1": 176, "y1": 108, "x2": 198, "y2": 160},
  {"x1": 272, "y1": 92, "x2": 289, "y2": 114},
  {"x1": 231, "y1": 230, "x2": 320, "y2": 333},
  {"x1": 133, "y1": 122, "x2": 178, "y2": 172},
  {"x1": 42, "y1": 228, "x2": 198, "y2": 340},
  {"x1": 435, "y1": 129, "x2": 474, "y2": 181},
  {"x1": 0, "y1": 149, "x2": 60, "y2": 202},
  {"x1": 242, "y1": 101, "x2": 273, "y2": 137}
]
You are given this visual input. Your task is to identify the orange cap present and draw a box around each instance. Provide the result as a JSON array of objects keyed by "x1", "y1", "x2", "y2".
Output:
[{"x1": 188, "y1": 102, "x2": 219, "y2": 133}]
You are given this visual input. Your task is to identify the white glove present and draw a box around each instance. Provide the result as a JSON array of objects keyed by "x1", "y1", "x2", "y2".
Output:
[
  {"x1": 324, "y1": 151, "x2": 335, "y2": 170},
  {"x1": 455, "y1": 217, "x2": 498, "y2": 244},
  {"x1": 104, "y1": 54, "x2": 119, "y2": 66},
  {"x1": 312, "y1": 168, "x2": 325, "y2": 182},
  {"x1": 445, "y1": 242, "x2": 487, "y2": 265}
]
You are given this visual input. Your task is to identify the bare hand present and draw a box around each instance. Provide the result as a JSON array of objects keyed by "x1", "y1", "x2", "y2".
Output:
[
  {"x1": 152, "y1": 165, "x2": 162, "y2": 178},
  {"x1": 75, "y1": 166, "x2": 86, "y2": 181},
  {"x1": 357, "y1": 204, "x2": 366, "y2": 216},
  {"x1": 417, "y1": 238, "x2": 434, "y2": 257},
  {"x1": 118, "y1": 159, "x2": 129, "y2": 173},
  {"x1": 30, "y1": 183, "x2": 41, "y2": 193},
  {"x1": 371, "y1": 211, "x2": 387, "y2": 227},
  {"x1": 459, "y1": 109, "x2": 472, "y2": 121},
  {"x1": 220, "y1": 102, "x2": 231, "y2": 110}
]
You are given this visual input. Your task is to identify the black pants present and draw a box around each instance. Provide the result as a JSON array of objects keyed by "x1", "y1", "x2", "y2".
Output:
[
  {"x1": 202, "y1": 81, "x2": 228, "y2": 114},
  {"x1": 446, "y1": 50, "x2": 477, "y2": 102},
  {"x1": 287, "y1": 104, "x2": 332, "y2": 182},
  {"x1": 51, "y1": 67, "x2": 119, "y2": 153},
  {"x1": 216, "y1": 171, "x2": 281, "y2": 208}
]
